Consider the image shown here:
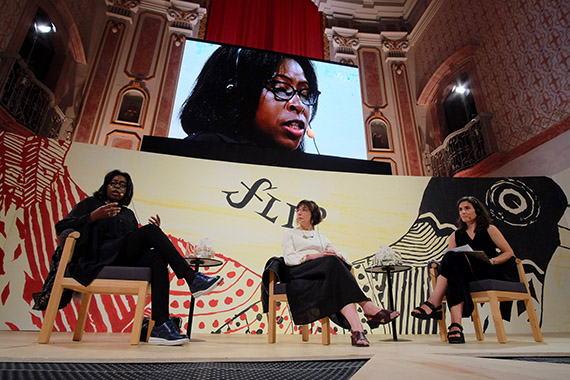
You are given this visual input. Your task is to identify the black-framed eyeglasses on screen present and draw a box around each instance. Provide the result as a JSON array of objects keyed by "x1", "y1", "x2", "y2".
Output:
[{"x1": 265, "y1": 80, "x2": 321, "y2": 106}]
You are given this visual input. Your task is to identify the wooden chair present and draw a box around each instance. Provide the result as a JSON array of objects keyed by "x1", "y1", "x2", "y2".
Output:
[
  {"x1": 429, "y1": 258, "x2": 543, "y2": 343},
  {"x1": 38, "y1": 231, "x2": 153, "y2": 345},
  {"x1": 267, "y1": 269, "x2": 330, "y2": 345}
]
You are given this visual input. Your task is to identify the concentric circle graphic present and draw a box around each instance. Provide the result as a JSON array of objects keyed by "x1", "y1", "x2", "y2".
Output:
[{"x1": 485, "y1": 179, "x2": 540, "y2": 226}]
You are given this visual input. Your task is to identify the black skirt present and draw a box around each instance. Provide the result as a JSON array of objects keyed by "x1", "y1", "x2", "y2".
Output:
[{"x1": 286, "y1": 255, "x2": 368, "y2": 329}]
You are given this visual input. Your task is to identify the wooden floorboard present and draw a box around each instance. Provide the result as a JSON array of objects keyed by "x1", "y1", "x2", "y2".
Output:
[{"x1": 1, "y1": 331, "x2": 569, "y2": 379}]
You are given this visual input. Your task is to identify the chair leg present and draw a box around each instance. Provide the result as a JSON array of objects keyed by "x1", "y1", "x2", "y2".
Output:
[
  {"x1": 301, "y1": 324, "x2": 309, "y2": 341},
  {"x1": 73, "y1": 293, "x2": 92, "y2": 341},
  {"x1": 523, "y1": 297, "x2": 543, "y2": 342},
  {"x1": 471, "y1": 302, "x2": 484, "y2": 341},
  {"x1": 321, "y1": 318, "x2": 330, "y2": 345},
  {"x1": 488, "y1": 293, "x2": 507, "y2": 343},
  {"x1": 146, "y1": 319, "x2": 155, "y2": 342},
  {"x1": 268, "y1": 301, "x2": 277, "y2": 343},
  {"x1": 38, "y1": 285, "x2": 65, "y2": 344},
  {"x1": 438, "y1": 304, "x2": 447, "y2": 342},
  {"x1": 130, "y1": 284, "x2": 148, "y2": 345}
]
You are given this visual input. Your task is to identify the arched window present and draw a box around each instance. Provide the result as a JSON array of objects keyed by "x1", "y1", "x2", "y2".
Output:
[
  {"x1": 418, "y1": 46, "x2": 497, "y2": 176},
  {"x1": 116, "y1": 88, "x2": 146, "y2": 125},
  {"x1": 368, "y1": 117, "x2": 392, "y2": 151},
  {"x1": 418, "y1": 45, "x2": 487, "y2": 148},
  {"x1": 442, "y1": 72, "x2": 478, "y2": 134},
  {"x1": 1, "y1": 1, "x2": 86, "y2": 138}
]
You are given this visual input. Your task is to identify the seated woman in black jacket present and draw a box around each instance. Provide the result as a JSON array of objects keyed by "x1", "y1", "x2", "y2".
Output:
[{"x1": 56, "y1": 169, "x2": 222, "y2": 345}]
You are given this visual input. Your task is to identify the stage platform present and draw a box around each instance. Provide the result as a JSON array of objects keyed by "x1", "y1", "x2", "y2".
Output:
[{"x1": 1, "y1": 331, "x2": 569, "y2": 379}]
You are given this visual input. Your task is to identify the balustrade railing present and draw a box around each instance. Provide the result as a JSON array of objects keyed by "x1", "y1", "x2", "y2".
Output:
[
  {"x1": 0, "y1": 53, "x2": 64, "y2": 138},
  {"x1": 429, "y1": 114, "x2": 497, "y2": 177}
]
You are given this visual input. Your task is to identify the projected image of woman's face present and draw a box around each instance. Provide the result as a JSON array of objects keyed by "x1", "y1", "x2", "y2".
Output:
[
  {"x1": 254, "y1": 59, "x2": 310, "y2": 150},
  {"x1": 173, "y1": 40, "x2": 366, "y2": 159}
]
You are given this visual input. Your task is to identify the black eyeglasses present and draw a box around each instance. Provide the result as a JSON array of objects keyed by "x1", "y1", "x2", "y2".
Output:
[
  {"x1": 265, "y1": 80, "x2": 320, "y2": 106},
  {"x1": 109, "y1": 181, "x2": 127, "y2": 189}
]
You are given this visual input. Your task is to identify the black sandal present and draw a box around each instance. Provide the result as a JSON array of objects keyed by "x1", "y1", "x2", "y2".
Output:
[
  {"x1": 350, "y1": 331, "x2": 370, "y2": 347},
  {"x1": 411, "y1": 301, "x2": 442, "y2": 320},
  {"x1": 447, "y1": 323, "x2": 465, "y2": 344}
]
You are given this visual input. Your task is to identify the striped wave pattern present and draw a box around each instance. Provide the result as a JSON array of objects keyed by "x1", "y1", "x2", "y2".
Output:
[{"x1": 353, "y1": 213, "x2": 456, "y2": 335}]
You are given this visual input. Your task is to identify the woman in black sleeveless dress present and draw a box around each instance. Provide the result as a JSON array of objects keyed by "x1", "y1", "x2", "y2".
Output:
[{"x1": 411, "y1": 196, "x2": 517, "y2": 343}]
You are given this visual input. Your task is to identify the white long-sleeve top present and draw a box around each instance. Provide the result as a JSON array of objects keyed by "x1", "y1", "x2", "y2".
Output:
[{"x1": 281, "y1": 228, "x2": 351, "y2": 266}]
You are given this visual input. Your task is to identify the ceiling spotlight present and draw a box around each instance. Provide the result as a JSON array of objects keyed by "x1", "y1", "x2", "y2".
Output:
[
  {"x1": 34, "y1": 22, "x2": 56, "y2": 34},
  {"x1": 453, "y1": 84, "x2": 467, "y2": 94}
]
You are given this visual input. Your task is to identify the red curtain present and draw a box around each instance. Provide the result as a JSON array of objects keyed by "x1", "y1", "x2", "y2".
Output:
[{"x1": 205, "y1": 0, "x2": 324, "y2": 60}]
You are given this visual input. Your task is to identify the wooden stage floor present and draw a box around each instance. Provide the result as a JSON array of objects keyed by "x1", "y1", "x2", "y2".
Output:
[{"x1": 1, "y1": 331, "x2": 569, "y2": 379}]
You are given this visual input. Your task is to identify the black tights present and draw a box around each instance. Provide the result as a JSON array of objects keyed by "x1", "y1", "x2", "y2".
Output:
[{"x1": 113, "y1": 224, "x2": 195, "y2": 324}]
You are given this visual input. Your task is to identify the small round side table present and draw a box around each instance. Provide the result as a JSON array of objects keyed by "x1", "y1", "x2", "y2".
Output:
[{"x1": 365, "y1": 264, "x2": 411, "y2": 341}]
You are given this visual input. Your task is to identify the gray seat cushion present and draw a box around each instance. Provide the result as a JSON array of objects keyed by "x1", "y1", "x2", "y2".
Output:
[
  {"x1": 65, "y1": 266, "x2": 152, "y2": 282},
  {"x1": 274, "y1": 283, "x2": 287, "y2": 295},
  {"x1": 469, "y1": 279, "x2": 527, "y2": 293},
  {"x1": 430, "y1": 260, "x2": 527, "y2": 294}
]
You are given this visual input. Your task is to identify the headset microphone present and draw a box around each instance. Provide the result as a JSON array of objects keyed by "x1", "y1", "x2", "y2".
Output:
[
  {"x1": 306, "y1": 126, "x2": 320, "y2": 154},
  {"x1": 226, "y1": 48, "x2": 242, "y2": 93},
  {"x1": 306, "y1": 127, "x2": 315, "y2": 139}
]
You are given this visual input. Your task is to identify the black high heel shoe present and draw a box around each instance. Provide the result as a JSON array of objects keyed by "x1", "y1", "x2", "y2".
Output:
[
  {"x1": 364, "y1": 309, "x2": 400, "y2": 329},
  {"x1": 411, "y1": 301, "x2": 442, "y2": 320}
]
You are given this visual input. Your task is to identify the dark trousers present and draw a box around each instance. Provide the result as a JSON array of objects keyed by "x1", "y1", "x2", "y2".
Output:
[
  {"x1": 113, "y1": 224, "x2": 194, "y2": 321},
  {"x1": 440, "y1": 251, "x2": 503, "y2": 317}
]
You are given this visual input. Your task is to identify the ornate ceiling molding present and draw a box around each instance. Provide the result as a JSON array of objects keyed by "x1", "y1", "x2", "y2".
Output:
[
  {"x1": 167, "y1": 1, "x2": 206, "y2": 38},
  {"x1": 315, "y1": 0, "x2": 428, "y2": 36},
  {"x1": 381, "y1": 31, "x2": 409, "y2": 60},
  {"x1": 408, "y1": 0, "x2": 444, "y2": 45},
  {"x1": 105, "y1": 0, "x2": 141, "y2": 22},
  {"x1": 325, "y1": 27, "x2": 360, "y2": 65},
  {"x1": 314, "y1": 0, "x2": 413, "y2": 21}
]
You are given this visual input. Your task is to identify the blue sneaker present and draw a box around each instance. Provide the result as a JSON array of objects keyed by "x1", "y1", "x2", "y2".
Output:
[
  {"x1": 190, "y1": 272, "x2": 223, "y2": 298},
  {"x1": 149, "y1": 320, "x2": 188, "y2": 346}
]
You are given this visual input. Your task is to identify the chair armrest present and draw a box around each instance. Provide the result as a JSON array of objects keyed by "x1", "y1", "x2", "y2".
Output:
[
  {"x1": 428, "y1": 260, "x2": 440, "y2": 289},
  {"x1": 514, "y1": 258, "x2": 532, "y2": 293},
  {"x1": 268, "y1": 270, "x2": 277, "y2": 297},
  {"x1": 58, "y1": 231, "x2": 80, "y2": 271}
]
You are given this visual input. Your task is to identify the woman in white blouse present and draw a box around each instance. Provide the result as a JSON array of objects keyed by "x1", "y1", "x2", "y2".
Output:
[{"x1": 282, "y1": 200, "x2": 399, "y2": 346}]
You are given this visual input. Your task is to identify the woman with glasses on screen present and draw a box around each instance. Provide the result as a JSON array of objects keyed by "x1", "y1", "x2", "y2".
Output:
[{"x1": 180, "y1": 46, "x2": 320, "y2": 151}]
